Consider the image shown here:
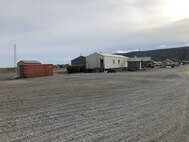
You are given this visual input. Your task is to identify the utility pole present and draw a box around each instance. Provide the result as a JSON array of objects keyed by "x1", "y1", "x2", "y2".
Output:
[{"x1": 14, "y1": 44, "x2": 17, "y2": 68}]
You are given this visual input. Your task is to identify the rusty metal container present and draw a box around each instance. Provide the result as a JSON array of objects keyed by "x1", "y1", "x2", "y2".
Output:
[
  {"x1": 19, "y1": 64, "x2": 53, "y2": 78},
  {"x1": 67, "y1": 65, "x2": 85, "y2": 73}
]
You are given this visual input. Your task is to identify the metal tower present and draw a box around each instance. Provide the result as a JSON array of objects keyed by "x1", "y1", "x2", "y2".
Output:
[{"x1": 14, "y1": 44, "x2": 17, "y2": 68}]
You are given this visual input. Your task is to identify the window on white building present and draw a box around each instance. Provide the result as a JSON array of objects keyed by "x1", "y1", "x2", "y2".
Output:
[
  {"x1": 118, "y1": 60, "x2": 120, "y2": 64},
  {"x1": 113, "y1": 59, "x2": 115, "y2": 64}
]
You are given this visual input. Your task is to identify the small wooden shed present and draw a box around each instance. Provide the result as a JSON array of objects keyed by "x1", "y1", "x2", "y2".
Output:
[
  {"x1": 128, "y1": 58, "x2": 142, "y2": 71},
  {"x1": 71, "y1": 56, "x2": 86, "y2": 67}
]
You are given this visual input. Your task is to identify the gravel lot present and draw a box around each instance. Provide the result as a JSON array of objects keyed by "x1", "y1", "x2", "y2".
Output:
[{"x1": 0, "y1": 66, "x2": 189, "y2": 142}]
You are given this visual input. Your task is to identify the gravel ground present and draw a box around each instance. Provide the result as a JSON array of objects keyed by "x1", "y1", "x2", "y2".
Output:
[{"x1": 0, "y1": 66, "x2": 189, "y2": 142}]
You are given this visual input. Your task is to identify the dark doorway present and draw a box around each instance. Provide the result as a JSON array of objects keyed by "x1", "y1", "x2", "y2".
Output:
[{"x1": 100, "y1": 59, "x2": 104, "y2": 72}]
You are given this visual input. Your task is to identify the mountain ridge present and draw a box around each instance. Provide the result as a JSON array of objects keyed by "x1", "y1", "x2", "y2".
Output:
[{"x1": 116, "y1": 46, "x2": 189, "y2": 61}]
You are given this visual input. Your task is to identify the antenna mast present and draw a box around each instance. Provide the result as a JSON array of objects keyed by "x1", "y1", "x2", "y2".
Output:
[{"x1": 14, "y1": 44, "x2": 17, "y2": 68}]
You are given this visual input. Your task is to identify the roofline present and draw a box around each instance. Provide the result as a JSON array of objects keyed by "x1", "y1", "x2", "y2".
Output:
[
  {"x1": 89, "y1": 52, "x2": 128, "y2": 58},
  {"x1": 18, "y1": 60, "x2": 41, "y2": 64}
]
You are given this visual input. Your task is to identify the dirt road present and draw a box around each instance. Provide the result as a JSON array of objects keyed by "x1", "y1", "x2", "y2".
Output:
[{"x1": 0, "y1": 66, "x2": 189, "y2": 142}]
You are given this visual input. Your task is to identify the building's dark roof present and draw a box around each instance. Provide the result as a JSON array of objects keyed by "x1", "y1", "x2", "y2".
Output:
[
  {"x1": 128, "y1": 58, "x2": 142, "y2": 62},
  {"x1": 72, "y1": 56, "x2": 86, "y2": 61}
]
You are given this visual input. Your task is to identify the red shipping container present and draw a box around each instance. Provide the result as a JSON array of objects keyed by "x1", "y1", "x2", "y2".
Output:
[{"x1": 19, "y1": 64, "x2": 53, "y2": 78}]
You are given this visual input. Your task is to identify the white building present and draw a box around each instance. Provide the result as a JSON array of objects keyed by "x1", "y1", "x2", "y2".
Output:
[{"x1": 86, "y1": 52, "x2": 128, "y2": 70}]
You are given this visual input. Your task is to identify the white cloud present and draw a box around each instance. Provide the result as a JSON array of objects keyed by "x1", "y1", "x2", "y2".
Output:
[
  {"x1": 116, "y1": 49, "x2": 140, "y2": 53},
  {"x1": 157, "y1": 44, "x2": 189, "y2": 49}
]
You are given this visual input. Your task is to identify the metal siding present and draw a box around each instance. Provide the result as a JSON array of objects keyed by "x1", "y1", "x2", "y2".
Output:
[
  {"x1": 20, "y1": 64, "x2": 53, "y2": 78},
  {"x1": 128, "y1": 61, "x2": 141, "y2": 70},
  {"x1": 86, "y1": 53, "x2": 128, "y2": 69},
  {"x1": 86, "y1": 53, "x2": 101, "y2": 69},
  {"x1": 17, "y1": 61, "x2": 41, "y2": 77},
  {"x1": 104, "y1": 56, "x2": 128, "y2": 69},
  {"x1": 71, "y1": 56, "x2": 86, "y2": 66}
]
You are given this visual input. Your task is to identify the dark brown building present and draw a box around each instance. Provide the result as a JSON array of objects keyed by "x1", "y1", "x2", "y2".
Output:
[{"x1": 71, "y1": 56, "x2": 86, "y2": 67}]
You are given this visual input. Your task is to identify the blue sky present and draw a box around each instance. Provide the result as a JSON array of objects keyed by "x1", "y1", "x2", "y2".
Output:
[{"x1": 0, "y1": 0, "x2": 189, "y2": 67}]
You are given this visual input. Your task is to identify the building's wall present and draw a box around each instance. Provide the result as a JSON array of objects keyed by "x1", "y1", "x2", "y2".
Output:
[
  {"x1": 104, "y1": 56, "x2": 128, "y2": 69},
  {"x1": 17, "y1": 62, "x2": 27, "y2": 77},
  {"x1": 86, "y1": 53, "x2": 103, "y2": 69},
  {"x1": 86, "y1": 53, "x2": 128, "y2": 69},
  {"x1": 19, "y1": 64, "x2": 53, "y2": 78},
  {"x1": 128, "y1": 61, "x2": 141, "y2": 70},
  {"x1": 17, "y1": 62, "x2": 22, "y2": 77},
  {"x1": 71, "y1": 56, "x2": 86, "y2": 67}
]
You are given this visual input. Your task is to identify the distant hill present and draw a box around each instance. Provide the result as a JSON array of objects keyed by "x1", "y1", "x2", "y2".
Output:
[{"x1": 116, "y1": 46, "x2": 189, "y2": 61}]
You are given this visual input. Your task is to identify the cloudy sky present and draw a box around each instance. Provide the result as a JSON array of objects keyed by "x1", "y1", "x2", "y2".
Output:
[{"x1": 1, "y1": 0, "x2": 189, "y2": 67}]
